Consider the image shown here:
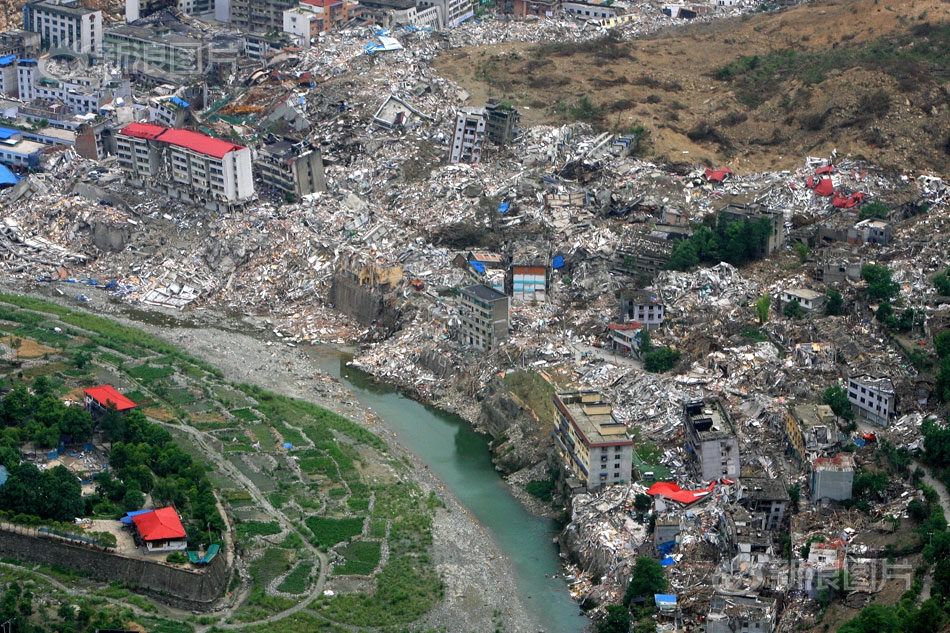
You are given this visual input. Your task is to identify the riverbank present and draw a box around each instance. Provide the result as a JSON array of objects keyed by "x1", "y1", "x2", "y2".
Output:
[{"x1": 0, "y1": 281, "x2": 552, "y2": 633}]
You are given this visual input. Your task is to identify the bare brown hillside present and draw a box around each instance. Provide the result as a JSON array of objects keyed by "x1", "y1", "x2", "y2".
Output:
[{"x1": 434, "y1": 0, "x2": 950, "y2": 174}]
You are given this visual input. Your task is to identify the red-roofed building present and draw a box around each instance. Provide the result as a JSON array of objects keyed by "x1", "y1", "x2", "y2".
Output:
[
  {"x1": 116, "y1": 123, "x2": 253, "y2": 209},
  {"x1": 131, "y1": 507, "x2": 188, "y2": 552},
  {"x1": 83, "y1": 385, "x2": 137, "y2": 418}
]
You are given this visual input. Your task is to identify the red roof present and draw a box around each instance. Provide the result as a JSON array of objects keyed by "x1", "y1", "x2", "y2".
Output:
[
  {"x1": 807, "y1": 176, "x2": 835, "y2": 196},
  {"x1": 118, "y1": 122, "x2": 166, "y2": 140},
  {"x1": 832, "y1": 191, "x2": 866, "y2": 209},
  {"x1": 158, "y1": 128, "x2": 245, "y2": 159},
  {"x1": 704, "y1": 168, "x2": 733, "y2": 183},
  {"x1": 647, "y1": 481, "x2": 716, "y2": 505},
  {"x1": 118, "y1": 124, "x2": 245, "y2": 159},
  {"x1": 609, "y1": 322, "x2": 644, "y2": 331},
  {"x1": 131, "y1": 507, "x2": 187, "y2": 541},
  {"x1": 83, "y1": 385, "x2": 137, "y2": 411}
]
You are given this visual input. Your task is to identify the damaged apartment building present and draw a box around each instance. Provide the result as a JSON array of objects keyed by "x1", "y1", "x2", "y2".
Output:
[
  {"x1": 115, "y1": 122, "x2": 254, "y2": 210},
  {"x1": 552, "y1": 390, "x2": 633, "y2": 492},
  {"x1": 683, "y1": 399, "x2": 740, "y2": 480}
]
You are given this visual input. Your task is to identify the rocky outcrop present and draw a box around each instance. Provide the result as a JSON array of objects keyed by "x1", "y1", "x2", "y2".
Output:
[{"x1": 478, "y1": 378, "x2": 552, "y2": 474}]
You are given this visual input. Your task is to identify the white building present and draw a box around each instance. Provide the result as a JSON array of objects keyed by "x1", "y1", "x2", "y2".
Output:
[
  {"x1": 620, "y1": 288, "x2": 665, "y2": 330},
  {"x1": 450, "y1": 107, "x2": 485, "y2": 164},
  {"x1": 23, "y1": 0, "x2": 103, "y2": 55},
  {"x1": 847, "y1": 374, "x2": 895, "y2": 427},
  {"x1": 116, "y1": 122, "x2": 254, "y2": 208},
  {"x1": 16, "y1": 59, "x2": 36, "y2": 102},
  {"x1": 780, "y1": 288, "x2": 825, "y2": 312},
  {"x1": 0, "y1": 56, "x2": 17, "y2": 98}
]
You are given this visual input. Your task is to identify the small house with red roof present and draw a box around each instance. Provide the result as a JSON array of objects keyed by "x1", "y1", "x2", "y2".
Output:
[
  {"x1": 83, "y1": 385, "x2": 137, "y2": 419},
  {"x1": 130, "y1": 507, "x2": 187, "y2": 552}
]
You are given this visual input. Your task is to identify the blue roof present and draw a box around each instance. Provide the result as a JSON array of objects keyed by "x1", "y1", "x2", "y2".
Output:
[
  {"x1": 469, "y1": 260, "x2": 486, "y2": 274},
  {"x1": 660, "y1": 556, "x2": 676, "y2": 566},
  {"x1": 19, "y1": 59, "x2": 35, "y2": 64},
  {"x1": 655, "y1": 594, "x2": 677, "y2": 605},
  {"x1": 120, "y1": 509, "x2": 154, "y2": 524},
  {"x1": 552, "y1": 255, "x2": 564, "y2": 269},
  {"x1": 0, "y1": 55, "x2": 15, "y2": 66},
  {"x1": 0, "y1": 127, "x2": 21, "y2": 140},
  {"x1": 0, "y1": 164, "x2": 17, "y2": 186},
  {"x1": 171, "y1": 96, "x2": 190, "y2": 108}
]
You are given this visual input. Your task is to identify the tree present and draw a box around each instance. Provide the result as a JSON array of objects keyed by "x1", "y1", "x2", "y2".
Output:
[
  {"x1": 624, "y1": 557, "x2": 667, "y2": 606},
  {"x1": 875, "y1": 301, "x2": 894, "y2": 325},
  {"x1": 634, "y1": 493, "x2": 652, "y2": 516},
  {"x1": 8, "y1": 337, "x2": 21, "y2": 362},
  {"x1": 837, "y1": 604, "x2": 899, "y2": 633},
  {"x1": 644, "y1": 348, "x2": 680, "y2": 373},
  {"x1": 792, "y1": 241, "x2": 809, "y2": 264},
  {"x1": 597, "y1": 605, "x2": 631, "y2": 633},
  {"x1": 755, "y1": 295, "x2": 771, "y2": 324},
  {"x1": 783, "y1": 299, "x2": 804, "y2": 320},
  {"x1": 825, "y1": 289, "x2": 844, "y2": 316},
  {"x1": 667, "y1": 239, "x2": 698, "y2": 271},
  {"x1": 73, "y1": 350, "x2": 92, "y2": 370},
  {"x1": 935, "y1": 331, "x2": 950, "y2": 359},
  {"x1": 934, "y1": 269, "x2": 950, "y2": 296},
  {"x1": 822, "y1": 384, "x2": 854, "y2": 421},
  {"x1": 861, "y1": 264, "x2": 899, "y2": 303},
  {"x1": 858, "y1": 201, "x2": 890, "y2": 221}
]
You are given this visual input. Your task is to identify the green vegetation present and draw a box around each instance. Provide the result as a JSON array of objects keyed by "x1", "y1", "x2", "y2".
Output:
[
  {"x1": 305, "y1": 516, "x2": 364, "y2": 549},
  {"x1": 783, "y1": 299, "x2": 804, "y2": 320},
  {"x1": 643, "y1": 347, "x2": 681, "y2": 373},
  {"x1": 503, "y1": 370, "x2": 556, "y2": 421},
  {"x1": 861, "y1": 264, "x2": 900, "y2": 303},
  {"x1": 667, "y1": 214, "x2": 774, "y2": 271},
  {"x1": 334, "y1": 541, "x2": 382, "y2": 575},
  {"x1": 526, "y1": 479, "x2": 555, "y2": 503},
  {"x1": 623, "y1": 557, "x2": 667, "y2": 606},
  {"x1": 936, "y1": 331, "x2": 950, "y2": 403},
  {"x1": 792, "y1": 241, "x2": 809, "y2": 264},
  {"x1": 822, "y1": 384, "x2": 854, "y2": 421},
  {"x1": 933, "y1": 267, "x2": 950, "y2": 296},
  {"x1": 825, "y1": 289, "x2": 845, "y2": 316},
  {"x1": 276, "y1": 561, "x2": 313, "y2": 593},
  {"x1": 859, "y1": 201, "x2": 890, "y2": 221},
  {"x1": 237, "y1": 521, "x2": 283, "y2": 540},
  {"x1": 713, "y1": 24, "x2": 950, "y2": 108}
]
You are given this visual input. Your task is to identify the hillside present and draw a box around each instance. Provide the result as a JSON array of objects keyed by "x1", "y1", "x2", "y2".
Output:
[{"x1": 434, "y1": 0, "x2": 950, "y2": 174}]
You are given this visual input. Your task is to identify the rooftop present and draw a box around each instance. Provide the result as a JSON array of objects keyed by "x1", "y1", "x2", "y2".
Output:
[
  {"x1": 739, "y1": 477, "x2": 789, "y2": 503},
  {"x1": 84, "y1": 385, "x2": 137, "y2": 411},
  {"x1": 130, "y1": 506, "x2": 186, "y2": 541},
  {"x1": 684, "y1": 399, "x2": 736, "y2": 440},
  {"x1": 461, "y1": 284, "x2": 507, "y2": 303},
  {"x1": 119, "y1": 123, "x2": 245, "y2": 159},
  {"x1": 556, "y1": 391, "x2": 632, "y2": 447},
  {"x1": 813, "y1": 452, "x2": 856, "y2": 472}
]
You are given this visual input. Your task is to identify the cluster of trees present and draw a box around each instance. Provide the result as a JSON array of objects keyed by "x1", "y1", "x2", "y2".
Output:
[
  {"x1": 0, "y1": 379, "x2": 94, "y2": 449},
  {"x1": 594, "y1": 557, "x2": 668, "y2": 633},
  {"x1": 935, "y1": 331, "x2": 950, "y2": 403},
  {"x1": 1, "y1": 580, "x2": 140, "y2": 633},
  {"x1": 667, "y1": 215, "x2": 773, "y2": 271},
  {"x1": 933, "y1": 267, "x2": 950, "y2": 297},
  {"x1": 0, "y1": 462, "x2": 83, "y2": 522},
  {"x1": 638, "y1": 330, "x2": 681, "y2": 374},
  {"x1": 822, "y1": 384, "x2": 855, "y2": 421},
  {"x1": 96, "y1": 408, "x2": 225, "y2": 535},
  {"x1": 860, "y1": 264, "x2": 920, "y2": 333}
]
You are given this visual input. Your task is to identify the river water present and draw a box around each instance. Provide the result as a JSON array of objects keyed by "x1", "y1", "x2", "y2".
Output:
[{"x1": 310, "y1": 349, "x2": 587, "y2": 633}]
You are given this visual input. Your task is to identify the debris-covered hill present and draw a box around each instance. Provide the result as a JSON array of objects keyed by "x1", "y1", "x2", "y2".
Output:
[{"x1": 435, "y1": 0, "x2": 950, "y2": 174}]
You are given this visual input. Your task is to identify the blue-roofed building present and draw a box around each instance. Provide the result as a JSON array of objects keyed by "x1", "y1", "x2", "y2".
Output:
[
  {"x1": 0, "y1": 126, "x2": 45, "y2": 169},
  {"x1": 0, "y1": 163, "x2": 19, "y2": 187}
]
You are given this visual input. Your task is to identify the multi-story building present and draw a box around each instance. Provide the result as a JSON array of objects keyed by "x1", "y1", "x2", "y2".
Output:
[
  {"x1": 552, "y1": 390, "x2": 633, "y2": 492},
  {"x1": 484, "y1": 98, "x2": 520, "y2": 145},
  {"x1": 230, "y1": 0, "x2": 296, "y2": 34},
  {"x1": 718, "y1": 202, "x2": 784, "y2": 258},
  {"x1": 785, "y1": 403, "x2": 838, "y2": 467},
  {"x1": 116, "y1": 122, "x2": 254, "y2": 208},
  {"x1": 683, "y1": 399, "x2": 740, "y2": 481},
  {"x1": 0, "y1": 127, "x2": 46, "y2": 168},
  {"x1": 737, "y1": 477, "x2": 789, "y2": 531},
  {"x1": 104, "y1": 24, "x2": 208, "y2": 74},
  {"x1": 847, "y1": 374, "x2": 895, "y2": 427},
  {"x1": 510, "y1": 0, "x2": 557, "y2": 18},
  {"x1": 620, "y1": 288, "x2": 664, "y2": 330},
  {"x1": 415, "y1": 0, "x2": 472, "y2": 27},
  {"x1": 707, "y1": 594, "x2": 777, "y2": 633},
  {"x1": 23, "y1": 0, "x2": 103, "y2": 55},
  {"x1": 0, "y1": 56, "x2": 16, "y2": 97},
  {"x1": 0, "y1": 30, "x2": 41, "y2": 58},
  {"x1": 16, "y1": 59, "x2": 36, "y2": 102},
  {"x1": 456, "y1": 284, "x2": 509, "y2": 351},
  {"x1": 509, "y1": 265, "x2": 546, "y2": 303},
  {"x1": 811, "y1": 453, "x2": 855, "y2": 502},
  {"x1": 450, "y1": 107, "x2": 485, "y2": 164},
  {"x1": 258, "y1": 140, "x2": 326, "y2": 200}
]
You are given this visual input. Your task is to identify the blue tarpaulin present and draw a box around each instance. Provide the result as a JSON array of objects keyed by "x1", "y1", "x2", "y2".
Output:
[
  {"x1": 552, "y1": 255, "x2": 564, "y2": 269},
  {"x1": 469, "y1": 261, "x2": 486, "y2": 274},
  {"x1": 282, "y1": 442, "x2": 293, "y2": 449},
  {"x1": 498, "y1": 202, "x2": 510, "y2": 214},
  {"x1": 0, "y1": 164, "x2": 18, "y2": 187},
  {"x1": 854, "y1": 438, "x2": 866, "y2": 448},
  {"x1": 660, "y1": 556, "x2": 676, "y2": 567},
  {"x1": 655, "y1": 594, "x2": 677, "y2": 607},
  {"x1": 656, "y1": 541, "x2": 676, "y2": 556},
  {"x1": 120, "y1": 509, "x2": 153, "y2": 525},
  {"x1": 171, "y1": 96, "x2": 190, "y2": 108}
]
